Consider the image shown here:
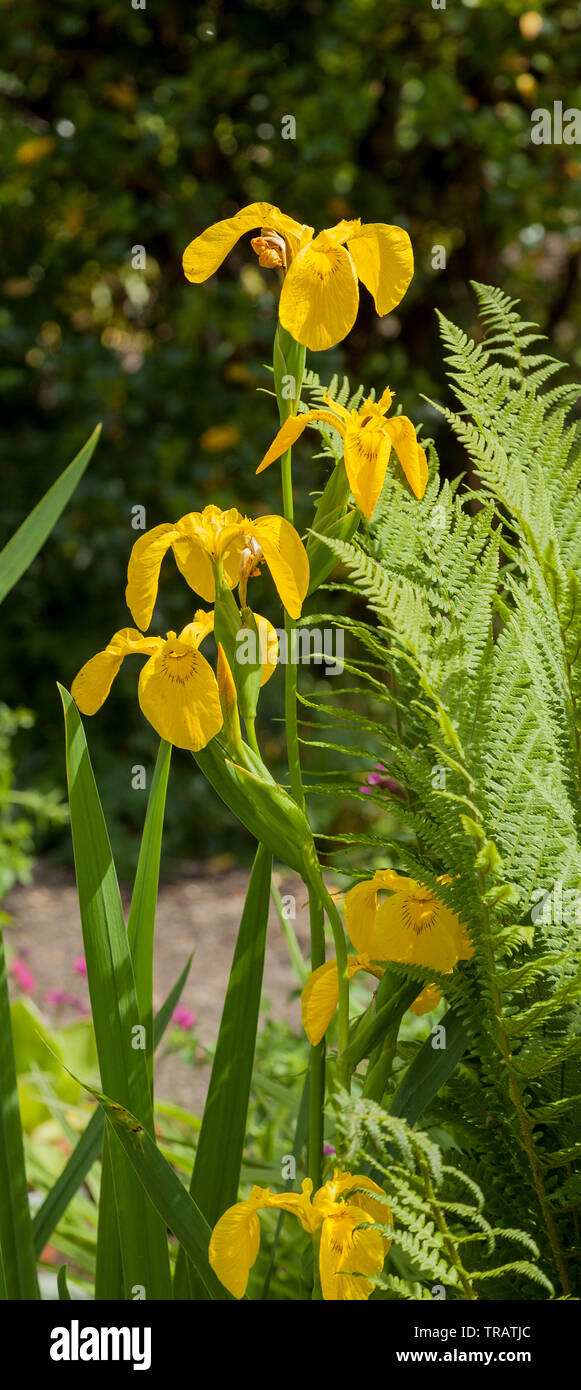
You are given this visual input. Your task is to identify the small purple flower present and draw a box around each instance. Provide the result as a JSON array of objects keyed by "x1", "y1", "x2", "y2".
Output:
[
  {"x1": 172, "y1": 1004, "x2": 197, "y2": 1031},
  {"x1": 359, "y1": 762, "x2": 405, "y2": 797},
  {"x1": 11, "y1": 957, "x2": 36, "y2": 994},
  {"x1": 73, "y1": 955, "x2": 87, "y2": 978},
  {"x1": 323, "y1": 1143, "x2": 336, "y2": 1156}
]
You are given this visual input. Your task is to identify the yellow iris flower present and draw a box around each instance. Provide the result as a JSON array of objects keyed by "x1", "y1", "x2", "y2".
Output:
[
  {"x1": 71, "y1": 612, "x2": 223, "y2": 751},
  {"x1": 72, "y1": 602, "x2": 277, "y2": 751},
  {"x1": 209, "y1": 1169, "x2": 391, "y2": 1301},
  {"x1": 257, "y1": 385, "x2": 428, "y2": 520},
  {"x1": 125, "y1": 504, "x2": 309, "y2": 631},
  {"x1": 182, "y1": 201, "x2": 413, "y2": 351},
  {"x1": 301, "y1": 870, "x2": 473, "y2": 1046}
]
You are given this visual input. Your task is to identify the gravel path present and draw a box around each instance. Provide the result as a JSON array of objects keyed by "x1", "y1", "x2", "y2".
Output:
[{"x1": 4, "y1": 861, "x2": 312, "y2": 1113}]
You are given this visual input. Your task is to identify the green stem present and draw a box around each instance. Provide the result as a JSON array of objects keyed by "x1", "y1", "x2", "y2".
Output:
[
  {"x1": 317, "y1": 882, "x2": 351, "y2": 1087},
  {"x1": 307, "y1": 886, "x2": 326, "y2": 1191},
  {"x1": 272, "y1": 326, "x2": 348, "y2": 1175},
  {"x1": 270, "y1": 879, "x2": 308, "y2": 984},
  {"x1": 279, "y1": 443, "x2": 305, "y2": 810},
  {"x1": 244, "y1": 715, "x2": 261, "y2": 759},
  {"x1": 362, "y1": 970, "x2": 412, "y2": 1101}
]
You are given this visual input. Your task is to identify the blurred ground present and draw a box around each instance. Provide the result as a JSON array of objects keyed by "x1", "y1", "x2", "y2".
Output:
[{"x1": 5, "y1": 861, "x2": 311, "y2": 1112}]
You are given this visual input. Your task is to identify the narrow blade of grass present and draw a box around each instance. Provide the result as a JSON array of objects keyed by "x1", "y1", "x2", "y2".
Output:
[
  {"x1": 0, "y1": 425, "x2": 101, "y2": 604},
  {"x1": 59, "y1": 686, "x2": 171, "y2": 1299},
  {"x1": 0, "y1": 928, "x2": 40, "y2": 1299},
  {"x1": 173, "y1": 843, "x2": 272, "y2": 1297}
]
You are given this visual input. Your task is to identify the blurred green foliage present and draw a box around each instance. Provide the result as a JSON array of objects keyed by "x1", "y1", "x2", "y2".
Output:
[
  {"x1": 0, "y1": 704, "x2": 67, "y2": 904},
  {"x1": 1, "y1": 0, "x2": 580, "y2": 872}
]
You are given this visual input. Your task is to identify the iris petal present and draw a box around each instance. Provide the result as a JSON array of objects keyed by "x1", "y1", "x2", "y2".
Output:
[
  {"x1": 125, "y1": 524, "x2": 181, "y2": 631},
  {"x1": 172, "y1": 535, "x2": 218, "y2": 603},
  {"x1": 256, "y1": 408, "x2": 346, "y2": 475},
  {"x1": 319, "y1": 1206, "x2": 385, "y2": 1301},
  {"x1": 182, "y1": 202, "x2": 281, "y2": 283},
  {"x1": 384, "y1": 416, "x2": 428, "y2": 499},
  {"x1": 251, "y1": 515, "x2": 309, "y2": 620},
  {"x1": 72, "y1": 629, "x2": 161, "y2": 714},
  {"x1": 301, "y1": 956, "x2": 377, "y2": 1045},
  {"x1": 208, "y1": 1202, "x2": 261, "y2": 1300},
  {"x1": 279, "y1": 240, "x2": 359, "y2": 351},
  {"x1": 374, "y1": 893, "x2": 461, "y2": 973},
  {"x1": 343, "y1": 425, "x2": 390, "y2": 519},
  {"x1": 346, "y1": 223, "x2": 413, "y2": 316},
  {"x1": 138, "y1": 640, "x2": 223, "y2": 750}
]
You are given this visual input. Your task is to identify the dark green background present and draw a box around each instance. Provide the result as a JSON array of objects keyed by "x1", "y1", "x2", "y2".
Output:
[{"x1": 1, "y1": 0, "x2": 580, "y2": 871}]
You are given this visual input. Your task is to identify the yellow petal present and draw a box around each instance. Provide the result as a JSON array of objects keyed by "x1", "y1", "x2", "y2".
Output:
[
  {"x1": 257, "y1": 408, "x2": 346, "y2": 475},
  {"x1": 374, "y1": 892, "x2": 462, "y2": 973},
  {"x1": 343, "y1": 877, "x2": 384, "y2": 956},
  {"x1": 260, "y1": 1188, "x2": 316, "y2": 1233},
  {"x1": 171, "y1": 536, "x2": 218, "y2": 603},
  {"x1": 125, "y1": 524, "x2": 181, "y2": 630},
  {"x1": 178, "y1": 610, "x2": 215, "y2": 650},
  {"x1": 375, "y1": 869, "x2": 419, "y2": 894},
  {"x1": 377, "y1": 385, "x2": 394, "y2": 413},
  {"x1": 409, "y1": 985, "x2": 442, "y2": 1016},
  {"x1": 440, "y1": 902, "x2": 473, "y2": 961},
  {"x1": 208, "y1": 1201, "x2": 261, "y2": 1300},
  {"x1": 301, "y1": 956, "x2": 370, "y2": 1046},
  {"x1": 343, "y1": 424, "x2": 390, "y2": 519},
  {"x1": 71, "y1": 629, "x2": 161, "y2": 715},
  {"x1": 253, "y1": 612, "x2": 278, "y2": 686},
  {"x1": 279, "y1": 239, "x2": 359, "y2": 351},
  {"x1": 346, "y1": 222, "x2": 413, "y2": 316},
  {"x1": 384, "y1": 416, "x2": 428, "y2": 499},
  {"x1": 182, "y1": 202, "x2": 281, "y2": 283},
  {"x1": 251, "y1": 515, "x2": 309, "y2": 620},
  {"x1": 319, "y1": 1206, "x2": 385, "y2": 1301},
  {"x1": 326, "y1": 1170, "x2": 390, "y2": 1235},
  {"x1": 138, "y1": 638, "x2": 223, "y2": 750}
]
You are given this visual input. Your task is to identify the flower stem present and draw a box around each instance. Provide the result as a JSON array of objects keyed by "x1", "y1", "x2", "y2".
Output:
[
  {"x1": 244, "y1": 715, "x2": 261, "y2": 759},
  {"x1": 270, "y1": 879, "x2": 308, "y2": 984},
  {"x1": 307, "y1": 886, "x2": 325, "y2": 1190},
  {"x1": 279, "y1": 445, "x2": 305, "y2": 810},
  {"x1": 317, "y1": 882, "x2": 350, "y2": 1088},
  {"x1": 272, "y1": 326, "x2": 349, "y2": 1163}
]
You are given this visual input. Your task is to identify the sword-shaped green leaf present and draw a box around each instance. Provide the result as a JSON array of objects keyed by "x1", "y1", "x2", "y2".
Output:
[
  {"x1": 0, "y1": 425, "x2": 101, "y2": 604},
  {"x1": 173, "y1": 843, "x2": 272, "y2": 1297}
]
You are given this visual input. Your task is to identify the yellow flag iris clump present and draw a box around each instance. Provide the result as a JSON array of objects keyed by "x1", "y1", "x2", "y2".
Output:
[
  {"x1": 62, "y1": 190, "x2": 449, "y2": 1304},
  {"x1": 301, "y1": 870, "x2": 473, "y2": 1046},
  {"x1": 209, "y1": 1170, "x2": 391, "y2": 1301},
  {"x1": 257, "y1": 384, "x2": 428, "y2": 520},
  {"x1": 182, "y1": 201, "x2": 413, "y2": 351},
  {"x1": 125, "y1": 503, "x2": 309, "y2": 630}
]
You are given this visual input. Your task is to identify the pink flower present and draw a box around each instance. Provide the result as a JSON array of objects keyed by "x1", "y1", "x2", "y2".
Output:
[
  {"x1": 44, "y1": 990, "x2": 81, "y2": 1008},
  {"x1": 11, "y1": 957, "x2": 36, "y2": 994},
  {"x1": 323, "y1": 1143, "x2": 336, "y2": 1156},
  {"x1": 359, "y1": 762, "x2": 405, "y2": 797},
  {"x1": 172, "y1": 1004, "x2": 197, "y2": 1031},
  {"x1": 73, "y1": 955, "x2": 87, "y2": 978}
]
